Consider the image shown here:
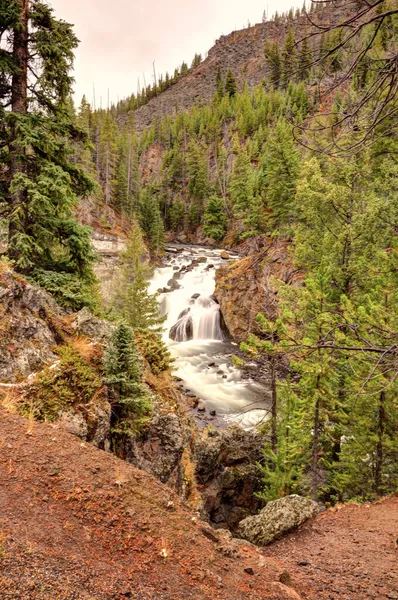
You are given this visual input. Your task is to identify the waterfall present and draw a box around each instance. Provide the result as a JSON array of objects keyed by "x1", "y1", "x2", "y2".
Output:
[
  {"x1": 148, "y1": 245, "x2": 271, "y2": 429},
  {"x1": 170, "y1": 296, "x2": 223, "y2": 342}
]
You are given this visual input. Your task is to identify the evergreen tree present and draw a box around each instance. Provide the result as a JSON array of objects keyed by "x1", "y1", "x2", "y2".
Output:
[
  {"x1": 265, "y1": 119, "x2": 300, "y2": 229},
  {"x1": 264, "y1": 41, "x2": 282, "y2": 88},
  {"x1": 282, "y1": 29, "x2": 296, "y2": 86},
  {"x1": 180, "y1": 61, "x2": 189, "y2": 77},
  {"x1": 104, "y1": 322, "x2": 152, "y2": 437},
  {"x1": 139, "y1": 190, "x2": 166, "y2": 256},
  {"x1": 191, "y1": 53, "x2": 202, "y2": 68},
  {"x1": 203, "y1": 195, "x2": 227, "y2": 241},
  {"x1": 225, "y1": 69, "x2": 237, "y2": 97},
  {"x1": 112, "y1": 220, "x2": 165, "y2": 331},
  {"x1": 216, "y1": 66, "x2": 224, "y2": 99},
  {"x1": 298, "y1": 36, "x2": 312, "y2": 81},
  {"x1": 1, "y1": 0, "x2": 95, "y2": 285},
  {"x1": 98, "y1": 111, "x2": 119, "y2": 206}
]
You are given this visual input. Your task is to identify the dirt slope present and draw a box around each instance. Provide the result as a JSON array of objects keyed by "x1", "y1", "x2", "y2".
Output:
[
  {"x1": 1, "y1": 409, "x2": 396, "y2": 600},
  {"x1": 265, "y1": 497, "x2": 398, "y2": 600},
  {"x1": 0, "y1": 409, "x2": 299, "y2": 600}
]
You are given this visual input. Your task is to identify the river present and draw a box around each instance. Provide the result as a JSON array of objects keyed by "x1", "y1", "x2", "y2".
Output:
[{"x1": 149, "y1": 244, "x2": 271, "y2": 429}]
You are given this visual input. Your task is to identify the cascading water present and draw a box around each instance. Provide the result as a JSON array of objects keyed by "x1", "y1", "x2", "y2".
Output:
[
  {"x1": 170, "y1": 296, "x2": 223, "y2": 342},
  {"x1": 149, "y1": 245, "x2": 271, "y2": 428}
]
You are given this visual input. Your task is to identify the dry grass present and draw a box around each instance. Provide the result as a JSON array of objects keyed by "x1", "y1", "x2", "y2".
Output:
[
  {"x1": 0, "y1": 257, "x2": 12, "y2": 276},
  {"x1": 69, "y1": 336, "x2": 97, "y2": 361},
  {"x1": 0, "y1": 389, "x2": 21, "y2": 414},
  {"x1": 114, "y1": 461, "x2": 133, "y2": 487}
]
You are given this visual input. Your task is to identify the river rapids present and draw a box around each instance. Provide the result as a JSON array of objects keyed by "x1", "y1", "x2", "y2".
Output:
[{"x1": 149, "y1": 245, "x2": 271, "y2": 428}]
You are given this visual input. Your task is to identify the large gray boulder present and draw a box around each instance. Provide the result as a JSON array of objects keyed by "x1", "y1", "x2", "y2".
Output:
[
  {"x1": 237, "y1": 495, "x2": 320, "y2": 546},
  {"x1": 71, "y1": 307, "x2": 113, "y2": 344}
]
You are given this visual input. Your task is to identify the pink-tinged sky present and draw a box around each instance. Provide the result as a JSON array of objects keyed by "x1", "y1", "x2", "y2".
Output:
[{"x1": 49, "y1": 0, "x2": 300, "y2": 107}]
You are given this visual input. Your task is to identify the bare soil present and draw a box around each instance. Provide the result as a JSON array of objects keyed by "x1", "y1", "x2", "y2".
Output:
[
  {"x1": 1, "y1": 408, "x2": 396, "y2": 600},
  {"x1": 265, "y1": 496, "x2": 398, "y2": 600},
  {"x1": 0, "y1": 409, "x2": 298, "y2": 600}
]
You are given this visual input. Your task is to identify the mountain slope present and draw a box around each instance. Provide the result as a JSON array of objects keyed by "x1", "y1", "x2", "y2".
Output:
[{"x1": 131, "y1": 6, "x2": 350, "y2": 134}]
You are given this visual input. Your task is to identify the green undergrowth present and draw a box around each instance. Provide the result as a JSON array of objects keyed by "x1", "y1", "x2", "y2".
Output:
[
  {"x1": 21, "y1": 344, "x2": 103, "y2": 422},
  {"x1": 135, "y1": 329, "x2": 173, "y2": 374}
]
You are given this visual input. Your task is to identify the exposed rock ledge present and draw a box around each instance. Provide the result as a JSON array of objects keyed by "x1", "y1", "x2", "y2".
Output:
[{"x1": 214, "y1": 237, "x2": 302, "y2": 341}]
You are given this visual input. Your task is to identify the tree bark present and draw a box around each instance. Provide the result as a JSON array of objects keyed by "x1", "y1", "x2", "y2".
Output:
[
  {"x1": 270, "y1": 354, "x2": 278, "y2": 454},
  {"x1": 311, "y1": 375, "x2": 321, "y2": 501},
  {"x1": 9, "y1": 0, "x2": 29, "y2": 263},
  {"x1": 375, "y1": 390, "x2": 385, "y2": 494}
]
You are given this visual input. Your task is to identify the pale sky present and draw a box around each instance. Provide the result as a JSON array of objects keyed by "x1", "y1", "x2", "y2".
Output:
[{"x1": 49, "y1": 0, "x2": 300, "y2": 107}]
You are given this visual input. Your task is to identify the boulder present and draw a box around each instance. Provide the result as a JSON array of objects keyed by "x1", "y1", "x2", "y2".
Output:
[
  {"x1": 0, "y1": 270, "x2": 63, "y2": 383},
  {"x1": 169, "y1": 314, "x2": 193, "y2": 342},
  {"x1": 194, "y1": 426, "x2": 266, "y2": 531},
  {"x1": 167, "y1": 278, "x2": 181, "y2": 291},
  {"x1": 220, "y1": 250, "x2": 230, "y2": 260},
  {"x1": 71, "y1": 307, "x2": 113, "y2": 344},
  {"x1": 237, "y1": 495, "x2": 320, "y2": 546},
  {"x1": 125, "y1": 411, "x2": 187, "y2": 493}
]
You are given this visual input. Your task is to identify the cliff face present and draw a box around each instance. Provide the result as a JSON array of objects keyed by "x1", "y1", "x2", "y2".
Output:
[{"x1": 214, "y1": 237, "x2": 302, "y2": 341}]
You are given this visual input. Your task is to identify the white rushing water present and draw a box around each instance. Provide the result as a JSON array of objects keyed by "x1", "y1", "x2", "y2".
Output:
[{"x1": 149, "y1": 245, "x2": 271, "y2": 428}]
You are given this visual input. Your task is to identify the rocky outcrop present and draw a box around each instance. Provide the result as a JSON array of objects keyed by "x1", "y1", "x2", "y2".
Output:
[
  {"x1": 215, "y1": 237, "x2": 302, "y2": 340},
  {"x1": 71, "y1": 306, "x2": 114, "y2": 343},
  {"x1": 129, "y1": 8, "x2": 351, "y2": 135},
  {"x1": 0, "y1": 268, "x2": 64, "y2": 383},
  {"x1": 91, "y1": 230, "x2": 127, "y2": 304},
  {"x1": 238, "y1": 495, "x2": 320, "y2": 546},
  {"x1": 194, "y1": 426, "x2": 266, "y2": 531},
  {"x1": 125, "y1": 410, "x2": 189, "y2": 495}
]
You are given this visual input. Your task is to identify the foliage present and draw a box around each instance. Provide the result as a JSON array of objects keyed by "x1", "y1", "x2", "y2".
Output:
[
  {"x1": 104, "y1": 322, "x2": 153, "y2": 435},
  {"x1": 30, "y1": 269, "x2": 101, "y2": 312},
  {"x1": 135, "y1": 329, "x2": 173, "y2": 374},
  {"x1": 22, "y1": 344, "x2": 103, "y2": 422},
  {"x1": 111, "y1": 220, "x2": 165, "y2": 331},
  {"x1": 1, "y1": 0, "x2": 96, "y2": 301},
  {"x1": 203, "y1": 195, "x2": 227, "y2": 241}
]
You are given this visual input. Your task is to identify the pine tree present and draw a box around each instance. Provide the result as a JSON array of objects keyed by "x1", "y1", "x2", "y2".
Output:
[
  {"x1": 139, "y1": 190, "x2": 166, "y2": 256},
  {"x1": 282, "y1": 29, "x2": 296, "y2": 87},
  {"x1": 112, "y1": 220, "x2": 165, "y2": 331},
  {"x1": 298, "y1": 36, "x2": 312, "y2": 81},
  {"x1": 180, "y1": 61, "x2": 189, "y2": 77},
  {"x1": 216, "y1": 66, "x2": 224, "y2": 99},
  {"x1": 203, "y1": 195, "x2": 227, "y2": 241},
  {"x1": 264, "y1": 41, "x2": 282, "y2": 88},
  {"x1": 98, "y1": 111, "x2": 119, "y2": 206},
  {"x1": 265, "y1": 119, "x2": 300, "y2": 229},
  {"x1": 1, "y1": 0, "x2": 95, "y2": 285},
  {"x1": 191, "y1": 53, "x2": 202, "y2": 68},
  {"x1": 104, "y1": 322, "x2": 152, "y2": 437},
  {"x1": 225, "y1": 69, "x2": 237, "y2": 97}
]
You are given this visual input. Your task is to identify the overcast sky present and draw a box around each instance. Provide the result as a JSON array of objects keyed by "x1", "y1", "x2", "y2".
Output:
[{"x1": 49, "y1": 0, "x2": 300, "y2": 107}]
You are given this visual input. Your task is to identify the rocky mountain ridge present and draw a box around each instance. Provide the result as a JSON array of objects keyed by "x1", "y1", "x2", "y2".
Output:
[{"x1": 130, "y1": 5, "x2": 351, "y2": 134}]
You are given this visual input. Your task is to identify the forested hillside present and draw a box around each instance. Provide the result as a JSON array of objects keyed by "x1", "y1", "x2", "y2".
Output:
[
  {"x1": 73, "y1": 0, "x2": 398, "y2": 505},
  {"x1": 1, "y1": 0, "x2": 397, "y2": 514}
]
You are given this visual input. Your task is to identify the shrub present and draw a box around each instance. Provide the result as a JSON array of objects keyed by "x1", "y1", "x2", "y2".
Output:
[
  {"x1": 30, "y1": 269, "x2": 102, "y2": 312},
  {"x1": 22, "y1": 344, "x2": 103, "y2": 421},
  {"x1": 135, "y1": 329, "x2": 173, "y2": 374}
]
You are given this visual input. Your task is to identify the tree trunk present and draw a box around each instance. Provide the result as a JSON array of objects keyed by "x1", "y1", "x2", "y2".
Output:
[
  {"x1": 375, "y1": 390, "x2": 385, "y2": 494},
  {"x1": 311, "y1": 375, "x2": 321, "y2": 501},
  {"x1": 270, "y1": 354, "x2": 278, "y2": 454},
  {"x1": 9, "y1": 0, "x2": 29, "y2": 263}
]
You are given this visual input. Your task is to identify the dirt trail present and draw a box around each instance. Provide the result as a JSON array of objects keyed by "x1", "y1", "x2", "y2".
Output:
[
  {"x1": 0, "y1": 409, "x2": 396, "y2": 600},
  {"x1": 265, "y1": 496, "x2": 398, "y2": 600}
]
